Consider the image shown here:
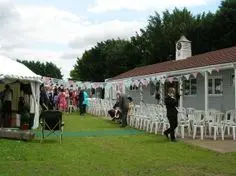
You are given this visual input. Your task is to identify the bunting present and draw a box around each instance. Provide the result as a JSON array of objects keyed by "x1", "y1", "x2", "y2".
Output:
[
  {"x1": 207, "y1": 69, "x2": 213, "y2": 74},
  {"x1": 215, "y1": 66, "x2": 220, "y2": 72},
  {"x1": 192, "y1": 72, "x2": 198, "y2": 78},
  {"x1": 167, "y1": 77, "x2": 174, "y2": 83},
  {"x1": 134, "y1": 80, "x2": 140, "y2": 87},
  {"x1": 160, "y1": 77, "x2": 166, "y2": 84},
  {"x1": 143, "y1": 79, "x2": 150, "y2": 87}
]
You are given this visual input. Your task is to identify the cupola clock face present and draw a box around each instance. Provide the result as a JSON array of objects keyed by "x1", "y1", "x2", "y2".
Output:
[{"x1": 176, "y1": 42, "x2": 182, "y2": 50}]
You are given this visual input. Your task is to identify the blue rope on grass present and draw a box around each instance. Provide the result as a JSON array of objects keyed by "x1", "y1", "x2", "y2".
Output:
[{"x1": 34, "y1": 129, "x2": 144, "y2": 137}]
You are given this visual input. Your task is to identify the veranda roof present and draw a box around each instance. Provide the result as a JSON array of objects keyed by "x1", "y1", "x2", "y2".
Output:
[{"x1": 110, "y1": 46, "x2": 236, "y2": 81}]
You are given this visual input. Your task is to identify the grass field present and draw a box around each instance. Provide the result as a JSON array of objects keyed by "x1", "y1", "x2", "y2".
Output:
[{"x1": 0, "y1": 113, "x2": 236, "y2": 176}]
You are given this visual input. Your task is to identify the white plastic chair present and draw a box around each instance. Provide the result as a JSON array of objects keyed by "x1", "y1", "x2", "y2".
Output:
[
  {"x1": 177, "y1": 107, "x2": 191, "y2": 138},
  {"x1": 208, "y1": 112, "x2": 225, "y2": 140},
  {"x1": 193, "y1": 110, "x2": 205, "y2": 140},
  {"x1": 225, "y1": 110, "x2": 236, "y2": 135}
]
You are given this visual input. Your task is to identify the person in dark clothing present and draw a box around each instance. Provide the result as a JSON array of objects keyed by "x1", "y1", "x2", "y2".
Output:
[
  {"x1": 78, "y1": 89, "x2": 85, "y2": 115},
  {"x1": 40, "y1": 85, "x2": 49, "y2": 111},
  {"x1": 164, "y1": 87, "x2": 179, "y2": 142},
  {"x1": 2, "y1": 84, "x2": 13, "y2": 127},
  {"x1": 18, "y1": 97, "x2": 25, "y2": 114},
  {"x1": 47, "y1": 91, "x2": 54, "y2": 110},
  {"x1": 116, "y1": 91, "x2": 129, "y2": 127}
]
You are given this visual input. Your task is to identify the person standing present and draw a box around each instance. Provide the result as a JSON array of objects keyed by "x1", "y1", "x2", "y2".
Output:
[
  {"x1": 58, "y1": 89, "x2": 67, "y2": 112},
  {"x1": 82, "y1": 91, "x2": 89, "y2": 115},
  {"x1": 40, "y1": 85, "x2": 49, "y2": 111},
  {"x1": 2, "y1": 84, "x2": 13, "y2": 127},
  {"x1": 65, "y1": 88, "x2": 70, "y2": 112},
  {"x1": 72, "y1": 90, "x2": 78, "y2": 109},
  {"x1": 78, "y1": 89, "x2": 84, "y2": 115},
  {"x1": 116, "y1": 91, "x2": 129, "y2": 127},
  {"x1": 164, "y1": 87, "x2": 179, "y2": 142}
]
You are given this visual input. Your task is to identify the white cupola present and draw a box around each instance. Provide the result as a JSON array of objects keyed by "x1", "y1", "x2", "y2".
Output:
[{"x1": 175, "y1": 35, "x2": 192, "y2": 60}]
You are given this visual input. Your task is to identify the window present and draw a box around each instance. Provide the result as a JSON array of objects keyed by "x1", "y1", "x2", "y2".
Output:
[
  {"x1": 150, "y1": 82, "x2": 160, "y2": 95},
  {"x1": 184, "y1": 79, "x2": 197, "y2": 96},
  {"x1": 208, "y1": 77, "x2": 223, "y2": 95}
]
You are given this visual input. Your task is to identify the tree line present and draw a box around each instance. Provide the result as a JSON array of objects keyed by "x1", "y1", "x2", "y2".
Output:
[
  {"x1": 70, "y1": 0, "x2": 236, "y2": 82},
  {"x1": 17, "y1": 60, "x2": 63, "y2": 79}
]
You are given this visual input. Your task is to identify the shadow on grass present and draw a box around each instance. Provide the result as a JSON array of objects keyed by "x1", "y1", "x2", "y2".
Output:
[{"x1": 138, "y1": 138, "x2": 169, "y2": 144}]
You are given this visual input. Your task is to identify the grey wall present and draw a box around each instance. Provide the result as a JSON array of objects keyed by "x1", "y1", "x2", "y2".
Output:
[
  {"x1": 125, "y1": 84, "x2": 157, "y2": 105},
  {"x1": 123, "y1": 69, "x2": 234, "y2": 112},
  {"x1": 105, "y1": 68, "x2": 235, "y2": 112},
  {"x1": 183, "y1": 69, "x2": 234, "y2": 112}
]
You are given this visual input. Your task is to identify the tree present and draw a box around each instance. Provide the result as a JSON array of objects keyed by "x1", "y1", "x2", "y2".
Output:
[
  {"x1": 17, "y1": 60, "x2": 63, "y2": 79},
  {"x1": 137, "y1": 8, "x2": 196, "y2": 65},
  {"x1": 212, "y1": 0, "x2": 236, "y2": 49},
  {"x1": 70, "y1": 0, "x2": 236, "y2": 81},
  {"x1": 70, "y1": 39, "x2": 142, "y2": 81}
]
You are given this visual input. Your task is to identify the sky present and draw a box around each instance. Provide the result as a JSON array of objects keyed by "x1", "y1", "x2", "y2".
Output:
[{"x1": 0, "y1": 0, "x2": 222, "y2": 79}]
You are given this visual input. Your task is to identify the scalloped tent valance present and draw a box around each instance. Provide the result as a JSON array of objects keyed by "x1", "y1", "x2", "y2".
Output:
[{"x1": 0, "y1": 55, "x2": 42, "y2": 82}]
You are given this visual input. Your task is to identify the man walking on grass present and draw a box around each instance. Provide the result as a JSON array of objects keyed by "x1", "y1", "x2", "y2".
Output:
[{"x1": 116, "y1": 91, "x2": 129, "y2": 127}]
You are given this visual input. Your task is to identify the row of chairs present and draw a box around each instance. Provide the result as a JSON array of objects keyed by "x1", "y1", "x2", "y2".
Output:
[
  {"x1": 87, "y1": 98, "x2": 114, "y2": 116},
  {"x1": 87, "y1": 98, "x2": 236, "y2": 140},
  {"x1": 177, "y1": 108, "x2": 236, "y2": 140},
  {"x1": 129, "y1": 104, "x2": 236, "y2": 140}
]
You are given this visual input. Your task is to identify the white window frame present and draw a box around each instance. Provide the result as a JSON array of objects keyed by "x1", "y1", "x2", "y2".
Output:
[
  {"x1": 184, "y1": 78, "x2": 197, "y2": 96},
  {"x1": 208, "y1": 76, "x2": 223, "y2": 96}
]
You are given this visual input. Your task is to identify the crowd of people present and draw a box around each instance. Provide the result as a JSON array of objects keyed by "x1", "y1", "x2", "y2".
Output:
[
  {"x1": 1, "y1": 80, "x2": 179, "y2": 142},
  {"x1": 40, "y1": 84, "x2": 89, "y2": 115}
]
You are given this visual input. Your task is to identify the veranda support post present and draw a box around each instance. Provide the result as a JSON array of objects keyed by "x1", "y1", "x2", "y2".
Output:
[
  {"x1": 204, "y1": 71, "x2": 209, "y2": 117},
  {"x1": 234, "y1": 65, "x2": 236, "y2": 110},
  {"x1": 160, "y1": 79, "x2": 165, "y2": 105},
  {"x1": 139, "y1": 83, "x2": 143, "y2": 105},
  {"x1": 179, "y1": 77, "x2": 183, "y2": 109}
]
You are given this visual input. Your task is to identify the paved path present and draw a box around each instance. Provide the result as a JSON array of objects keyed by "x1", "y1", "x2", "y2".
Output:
[{"x1": 184, "y1": 139, "x2": 236, "y2": 153}]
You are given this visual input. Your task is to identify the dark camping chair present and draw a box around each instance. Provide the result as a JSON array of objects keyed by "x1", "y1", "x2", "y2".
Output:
[{"x1": 40, "y1": 110, "x2": 64, "y2": 144}]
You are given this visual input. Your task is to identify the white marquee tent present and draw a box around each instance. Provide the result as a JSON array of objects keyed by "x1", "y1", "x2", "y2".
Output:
[{"x1": 0, "y1": 55, "x2": 42, "y2": 129}]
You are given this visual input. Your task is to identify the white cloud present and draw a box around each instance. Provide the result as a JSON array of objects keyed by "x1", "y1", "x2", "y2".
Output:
[
  {"x1": 0, "y1": 0, "x2": 214, "y2": 79},
  {"x1": 89, "y1": 0, "x2": 210, "y2": 12},
  {"x1": 60, "y1": 49, "x2": 85, "y2": 60},
  {"x1": 0, "y1": 1, "x2": 147, "y2": 79},
  {"x1": 69, "y1": 20, "x2": 146, "y2": 49},
  {"x1": 1, "y1": 48, "x2": 75, "y2": 79}
]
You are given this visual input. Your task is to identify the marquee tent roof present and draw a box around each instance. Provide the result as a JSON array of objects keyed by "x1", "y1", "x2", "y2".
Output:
[{"x1": 0, "y1": 55, "x2": 41, "y2": 82}]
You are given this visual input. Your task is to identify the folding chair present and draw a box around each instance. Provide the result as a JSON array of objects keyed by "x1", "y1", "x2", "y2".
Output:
[{"x1": 40, "y1": 110, "x2": 64, "y2": 144}]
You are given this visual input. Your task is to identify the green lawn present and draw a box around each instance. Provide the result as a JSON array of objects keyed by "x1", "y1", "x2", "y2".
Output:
[{"x1": 0, "y1": 113, "x2": 236, "y2": 176}]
